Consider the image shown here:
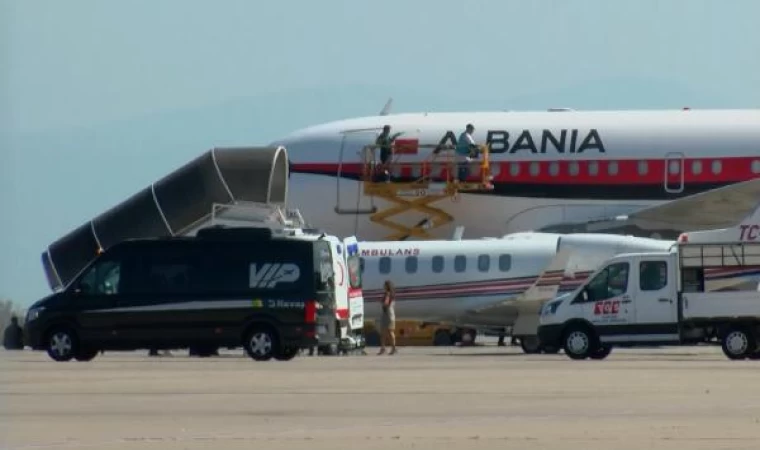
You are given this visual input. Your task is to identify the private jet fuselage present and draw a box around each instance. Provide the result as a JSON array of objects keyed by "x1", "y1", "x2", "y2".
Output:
[{"x1": 272, "y1": 109, "x2": 760, "y2": 241}]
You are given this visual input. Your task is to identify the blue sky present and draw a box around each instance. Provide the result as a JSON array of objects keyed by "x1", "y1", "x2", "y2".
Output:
[{"x1": 2, "y1": 0, "x2": 760, "y2": 306}]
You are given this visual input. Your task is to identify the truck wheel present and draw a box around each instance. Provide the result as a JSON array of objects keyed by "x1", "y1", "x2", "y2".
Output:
[
  {"x1": 519, "y1": 336, "x2": 542, "y2": 354},
  {"x1": 244, "y1": 327, "x2": 278, "y2": 361},
  {"x1": 562, "y1": 326, "x2": 595, "y2": 360},
  {"x1": 46, "y1": 327, "x2": 78, "y2": 362},
  {"x1": 589, "y1": 344, "x2": 612, "y2": 360},
  {"x1": 74, "y1": 348, "x2": 99, "y2": 362},
  {"x1": 274, "y1": 346, "x2": 299, "y2": 361},
  {"x1": 721, "y1": 328, "x2": 756, "y2": 360},
  {"x1": 433, "y1": 330, "x2": 452, "y2": 346}
]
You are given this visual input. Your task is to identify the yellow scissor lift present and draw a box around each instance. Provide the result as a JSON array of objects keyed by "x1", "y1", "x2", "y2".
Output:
[{"x1": 361, "y1": 143, "x2": 494, "y2": 240}]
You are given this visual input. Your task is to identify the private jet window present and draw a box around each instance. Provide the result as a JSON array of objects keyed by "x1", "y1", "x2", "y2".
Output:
[
  {"x1": 477, "y1": 254, "x2": 490, "y2": 272},
  {"x1": 607, "y1": 161, "x2": 619, "y2": 176},
  {"x1": 692, "y1": 160, "x2": 702, "y2": 175},
  {"x1": 586, "y1": 262, "x2": 629, "y2": 302},
  {"x1": 79, "y1": 259, "x2": 121, "y2": 295},
  {"x1": 432, "y1": 255, "x2": 444, "y2": 273},
  {"x1": 588, "y1": 161, "x2": 599, "y2": 176},
  {"x1": 668, "y1": 160, "x2": 681, "y2": 175},
  {"x1": 753, "y1": 160, "x2": 760, "y2": 174},
  {"x1": 498, "y1": 254, "x2": 511, "y2": 272},
  {"x1": 640, "y1": 261, "x2": 667, "y2": 291},
  {"x1": 529, "y1": 162, "x2": 539, "y2": 177},
  {"x1": 549, "y1": 162, "x2": 559, "y2": 177},
  {"x1": 454, "y1": 255, "x2": 466, "y2": 273},
  {"x1": 405, "y1": 256, "x2": 418, "y2": 274},
  {"x1": 711, "y1": 160, "x2": 722, "y2": 174},
  {"x1": 379, "y1": 257, "x2": 391, "y2": 274},
  {"x1": 509, "y1": 163, "x2": 520, "y2": 177}
]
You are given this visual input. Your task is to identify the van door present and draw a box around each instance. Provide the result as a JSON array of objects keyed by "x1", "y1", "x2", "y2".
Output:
[
  {"x1": 571, "y1": 261, "x2": 634, "y2": 338},
  {"x1": 632, "y1": 258, "x2": 679, "y2": 340},
  {"x1": 72, "y1": 255, "x2": 126, "y2": 343}
]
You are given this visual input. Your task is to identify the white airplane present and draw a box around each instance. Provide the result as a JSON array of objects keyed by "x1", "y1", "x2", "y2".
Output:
[
  {"x1": 271, "y1": 106, "x2": 760, "y2": 241},
  {"x1": 355, "y1": 177, "x2": 760, "y2": 351}
]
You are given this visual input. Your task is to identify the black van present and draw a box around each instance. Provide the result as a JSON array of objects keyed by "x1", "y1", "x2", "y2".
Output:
[{"x1": 24, "y1": 226, "x2": 339, "y2": 362}]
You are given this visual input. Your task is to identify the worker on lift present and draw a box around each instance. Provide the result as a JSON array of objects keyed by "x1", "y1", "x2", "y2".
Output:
[
  {"x1": 375, "y1": 125, "x2": 404, "y2": 182},
  {"x1": 455, "y1": 124, "x2": 480, "y2": 182}
]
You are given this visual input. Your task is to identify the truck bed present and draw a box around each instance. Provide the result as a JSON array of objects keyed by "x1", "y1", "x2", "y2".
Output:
[{"x1": 683, "y1": 291, "x2": 760, "y2": 320}]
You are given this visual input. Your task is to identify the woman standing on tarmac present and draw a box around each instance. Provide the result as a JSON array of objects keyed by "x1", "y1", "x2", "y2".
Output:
[{"x1": 378, "y1": 280, "x2": 397, "y2": 355}]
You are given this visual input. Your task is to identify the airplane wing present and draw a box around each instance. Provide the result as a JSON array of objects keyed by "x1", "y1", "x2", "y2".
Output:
[{"x1": 623, "y1": 177, "x2": 760, "y2": 231}]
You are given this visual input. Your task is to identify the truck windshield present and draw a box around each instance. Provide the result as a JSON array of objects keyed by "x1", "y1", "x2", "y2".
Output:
[{"x1": 347, "y1": 254, "x2": 362, "y2": 289}]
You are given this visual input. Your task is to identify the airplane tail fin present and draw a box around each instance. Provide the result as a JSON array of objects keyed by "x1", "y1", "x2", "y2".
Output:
[{"x1": 517, "y1": 247, "x2": 574, "y2": 303}]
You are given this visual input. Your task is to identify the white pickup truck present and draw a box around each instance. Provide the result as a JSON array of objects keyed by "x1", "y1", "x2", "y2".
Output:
[{"x1": 537, "y1": 239, "x2": 760, "y2": 360}]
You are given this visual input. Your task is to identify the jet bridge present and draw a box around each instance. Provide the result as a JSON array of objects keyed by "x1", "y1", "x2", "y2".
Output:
[{"x1": 41, "y1": 146, "x2": 296, "y2": 291}]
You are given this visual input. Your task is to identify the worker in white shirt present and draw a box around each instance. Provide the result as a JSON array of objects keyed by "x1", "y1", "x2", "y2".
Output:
[{"x1": 455, "y1": 124, "x2": 479, "y2": 182}]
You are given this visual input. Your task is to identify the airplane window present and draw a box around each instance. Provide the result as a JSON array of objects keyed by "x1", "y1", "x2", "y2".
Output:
[
  {"x1": 477, "y1": 254, "x2": 490, "y2": 272},
  {"x1": 529, "y1": 162, "x2": 539, "y2": 177},
  {"x1": 491, "y1": 163, "x2": 501, "y2": 176},
  {"x1": 498, "y1": 254, "x2": 511, "y2": 272},
  {"x1": 510, "y1": 163, "x2": 520, "y2": 177},
  {"x1": 405, "y1": 256, "x2": 418, "y2": 274},
  {"x1": 607, "y1": 161, "x2": 619, "y2": 176},
  {"x1": 637, "y1": 161, "x2": 648, "y2": 175},
  {"x1": 588, "y1": 161, "x2": 599, "y2": 176},
  {"x1": 752, "y1": 160, "x2": 760, "y2": 174},
  {"x1": 568, "y1": 161, "x2": 579, "y2": 176},
  {"x1": 379, "y1": 257, "x2": 391, "y2": 274},
  {"x1": 692, "y1": 160, "x2": 702, "y2": 175},
  {"x1": 711, "y1": 160, "x2": 722, "y2": 174},
  {"x1": 432, "y1": 256, "x2": 444, "y2": 273},
  {"x1": 454, "y1": 255, "x2": 466, "y2": 273},
  {"x1": 668, "y1": 160, "x2": 680, "y2": 175},
  {"x1": 549, "y1": 162, "x2": 559, "y2": 177}
]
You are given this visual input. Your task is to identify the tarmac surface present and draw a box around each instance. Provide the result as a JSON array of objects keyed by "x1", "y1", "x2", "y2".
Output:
[{"x1": 2, "y1": 344, "x2": 760, "y2": 450}]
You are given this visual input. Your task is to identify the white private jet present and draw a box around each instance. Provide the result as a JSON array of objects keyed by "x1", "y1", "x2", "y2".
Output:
[
  {"x1": 355, "y1": 177, "x2": 760, "y2": 352},
  {"x1": 272, "y1": 105, "x2": 760, "y2": 241}
]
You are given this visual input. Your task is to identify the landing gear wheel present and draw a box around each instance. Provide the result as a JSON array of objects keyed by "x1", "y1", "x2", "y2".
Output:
[
  {"x1": 721, "y1": 328, "x2": 756, "y2": 360},
  {"x1": 519, "y1": 336, "x2": 542, "y2": 354},
  {"x1": 562, "y1": 326, "x2": 595, "y2": 360},
  {"x1": 74, "y1": 348, "x2": 99, "y2": 362},
  {"x1": 274, "y1": 346, "x2": 299, "y2": 361},
  {"x1": 589, "y1": 344, "x2": 612, "y2": 360},
  {"x1": 46, "y1": 328, "x2": 77, "y2": 362},
  {"x1": 244, "y1": 328, "x2": 278, "y2": 361},
  {"x1": 433, "y1": 330, "x2": 452, "y2": 346}
]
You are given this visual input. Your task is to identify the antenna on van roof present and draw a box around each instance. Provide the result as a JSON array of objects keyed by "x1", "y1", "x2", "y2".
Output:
[{"x1": 452, "y1": 226, "x2": 465, "y2": 241}]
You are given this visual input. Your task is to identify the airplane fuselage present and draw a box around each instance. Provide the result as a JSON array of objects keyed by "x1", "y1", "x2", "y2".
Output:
[{"x1": 273, "y1": 109, "x2": 760, "y2": 241}]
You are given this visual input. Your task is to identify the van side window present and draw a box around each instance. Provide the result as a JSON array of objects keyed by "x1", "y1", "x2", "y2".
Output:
[
  {"x1": 405, "y1": 256, "x2": 418, "y2": 274},
  {"x1": 432, "y1": 255, "x2": 444, "y2": 273},
  {"x1": 147, "y1": 261, "x2": 192, "y2": 294},
  {"x1": 79, "y1": 259, "x2": 121, "y2": 295},
  {"x1": 498, "y1": 254, "x2": 511, "y2": 271},
  {"x1": 454, "y1": 255, "x2": 466, "y2": 273},
  {"x1": 379, "y1": 257, "x2": 391, "y2": 274},
  {"x1": 477, "y1": 254, "x2": 490, "y2": 272},
  {"x1": 640, "y1": 261, "x2": 667, "y2": 291}
]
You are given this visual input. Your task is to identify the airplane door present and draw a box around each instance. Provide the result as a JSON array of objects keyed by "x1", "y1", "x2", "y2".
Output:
[
  {"x1": 335, "y1": 129, "x2": 378, "y2": 216},
  {"x1": 663, "y1": 152, "x2": 684, "y2": 194}
]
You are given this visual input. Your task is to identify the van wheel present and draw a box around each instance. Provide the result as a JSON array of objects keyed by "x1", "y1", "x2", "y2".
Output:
[
  {"x1": 244, "y1": 327, "x2": 278, "y2": 361},
  {"x1": 589, "y1": 344, "x2": 612, "y2": 360},
  {"x1": 274, "y1": 346, "x2": 299, "y2": 361},
  {"x1": 46, "y1": 327, "x2": 77, "y2": 362},
  {"x1": 721, "y1": 328, "x2": 756, "y2": 360},
  {"x1": 519, "y1": 336, "x2": 542, "y2": 354},
  {"x1": 562, "y1": 326, "x2": 595, "y2": 360}
]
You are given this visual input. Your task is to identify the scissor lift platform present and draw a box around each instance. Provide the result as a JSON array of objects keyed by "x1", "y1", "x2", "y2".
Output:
[{"x1": 361, "y1": 142, "x2": 494, "y2": 240}]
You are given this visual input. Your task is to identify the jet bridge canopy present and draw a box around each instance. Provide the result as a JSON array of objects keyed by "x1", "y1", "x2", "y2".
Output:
[{"x1": 41, "y1": 146, "x2": 291, "y2": 291}]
